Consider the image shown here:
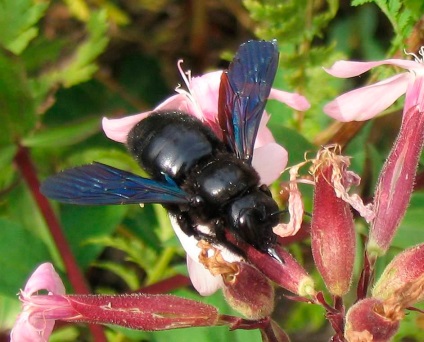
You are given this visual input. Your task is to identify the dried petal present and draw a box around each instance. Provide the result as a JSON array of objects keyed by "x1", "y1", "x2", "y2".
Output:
[
  {"x1": 345, "y1": 298, "x2": 399, "y2": 342},
  {"x1": 273, "y1": 162, "x2": 307, "y2": 238}
]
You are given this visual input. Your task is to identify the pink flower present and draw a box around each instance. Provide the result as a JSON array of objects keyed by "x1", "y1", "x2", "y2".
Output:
[
  {"x1": 11, "y1": 264, "x2": 222, "y2": 340},
  {"x1": 103, "y1": 61, "x2": 310, "y2": 185},
  {"x1": 11, "y1": 263, "x2": 67, "y2": 342},
  {"x1": 102, "y1": 61, "x2": 310, "y2": 296},
  {"x1": 323, "y1": 48, "x2": 424, "y2": 121}
]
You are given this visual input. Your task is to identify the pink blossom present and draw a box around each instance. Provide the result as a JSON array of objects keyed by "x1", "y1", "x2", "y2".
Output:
[
  {"x1": 11, "y1": 263, "x2": 222, "y2": 339},
  {"x1": 102, "y1": 60, "x2": 311, "y2": 184},
  {"x1": 102, "y1": 61, "x2": 310, "y2": 295},
  {"x1": 323, "y1": 49, "x2": 424, "y2": 121},
  {"x1": 11, "y1": 263, "x2": 66, "y2": 342}
]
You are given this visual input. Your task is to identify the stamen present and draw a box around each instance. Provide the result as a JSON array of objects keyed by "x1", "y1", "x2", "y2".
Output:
[
  {"x1": 419, "y1": 46, "x2": 424, "y2": 59},
  {"x1": 404, "y1": 48, "x2": 424, "y2": 63},
  {"x1": 175, "y1": 60, "x2": 200, "y2": 116},
  {"x1": 177, "y1": 60, "x2": 192, "y2": 91}
]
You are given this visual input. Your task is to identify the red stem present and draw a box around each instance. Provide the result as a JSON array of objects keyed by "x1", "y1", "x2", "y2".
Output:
[
  {"x1": 14, "y1": 145, "x2": 106, "y2": 341},
  {"x1": 356, "y1": 250, "x2": 375, "y2": 301},
  {"x1": 137, "y1": 274, "x2": 191, "y2": 294}
]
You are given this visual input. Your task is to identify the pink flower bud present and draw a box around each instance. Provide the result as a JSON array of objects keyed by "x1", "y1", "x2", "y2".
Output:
[
  {"x1": 222, "y1": 261, "x2": 275, "y2": 319},
  {"x1": 11, "y1": 263, "x2": 220, "y2": 341},
  {"x1": 347, "y1": 246, "x2": 424, "y2": 342},
  {"x1": 372, "y1": 243, "x2": 424, "y2": 303},
  {"x1": 224, "y1": 231, "x2": 315, "y2": 297},
  {"x1": 345, "y1": 298, "x2": 399, "y2": 342},
  {"x1": 65, "y1": 293, "x2": 220, "y2": 330},
  {"x1": 196, "y1": 242, "x2": 275, "y2": 319},
  {"x1": 310, "y1": 147, "x2": 356, "y2": 296},
  {"x1": 368, "y1": 81, "x2": 424, "y2": 256}
]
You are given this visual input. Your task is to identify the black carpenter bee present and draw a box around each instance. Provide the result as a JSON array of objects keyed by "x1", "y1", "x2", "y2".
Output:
[{"x1": 41, "y1": 40, "x2": 283, "y2": 261}]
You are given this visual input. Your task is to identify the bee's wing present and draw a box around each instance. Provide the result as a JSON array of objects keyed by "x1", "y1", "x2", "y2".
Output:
[
  {"x1": 218, "y1": 40, "x2": 279, "y2": 164},
  {"x1": 40, "y1": 162, "x2": 189, "y2": 205}
]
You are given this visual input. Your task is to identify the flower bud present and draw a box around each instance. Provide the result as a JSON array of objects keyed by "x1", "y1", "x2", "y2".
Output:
[
  {"x1": 372, "y1": 243, "x2": 424, "y2": 303},
  {"x1": 224, "y1": 231, "x2": 315, "y2": 297},
  {"x1": 197, "y1": 242, "x2": 275, "y2": 319},
  {"x1": 222, "y1": 261, "x2": 275, "y2": 319},
  {"x1": 345, "y1": 298, "x2": 399, "y2": 342},
  {"x1": 368, "y1": 103, "x2": 424, "y2": 257},
  {"x1": 66, "y1": 293, "x2": 220, "y2": 330},
  {"x1": 310, "y1": 147, "x2": 356, "y2": 296}
]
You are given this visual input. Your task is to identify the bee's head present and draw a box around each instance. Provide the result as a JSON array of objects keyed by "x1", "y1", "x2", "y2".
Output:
[{"x1": 227, "y1": 188, "x2": 280, "y2": 256}]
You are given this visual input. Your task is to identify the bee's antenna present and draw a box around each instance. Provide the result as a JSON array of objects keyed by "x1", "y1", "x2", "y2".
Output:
[{"x1": 270, "y1": 210, "x2": 288, "y2": 221}]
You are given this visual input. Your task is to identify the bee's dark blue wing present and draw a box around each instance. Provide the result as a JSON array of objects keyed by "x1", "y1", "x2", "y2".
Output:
[
  {"x1": 218, "y1": 40, "x2": 279, "y2": 164},
  {"x1": 40, "y1": 162, "x2": 190, "y2": 205}
]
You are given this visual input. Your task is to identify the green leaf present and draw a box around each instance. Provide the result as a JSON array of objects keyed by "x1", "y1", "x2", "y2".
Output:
[
  {"x1": 0, "y1": 48, "x2": 37, "y2": 145},
  {"x1": 0, "y1": 144, "x2": 17, "y2": 169},
  {"x1": 37, "y1": 10, "x2": 109, "y2": 91},
  {"x1": 0, "y1": 145, "x2": 17, "y2": 191},
  {"x1": 0, "y1": 296, "x2": 21, "y2": 331},
  {"x1": 268, "y1": 122, "x2": 315, "y2": 167},
  {"x1": 61, "y1": 205, "x2": 129, "y2": 269},
  {"x1": 22, "y1": 116, "x2": 101, "y2": 148},
  {"x1": 391, "y1": 192, "x2": 424, "y2": 249},
  {"x1": 0, "y1": 217, "x2": 51, "y2": 296},
  {"x1": 7, "y1": 182, "x2": 63, "y2": 266},
  {"x1": 91, "y1": 260, "x2": 141, "y2": 290},
  {"x1": 61, "y1": 10, "x2": 109, "y2": 87},
  {"x1": 0, "y1": 0, "x2": 48, "y2": 54}
]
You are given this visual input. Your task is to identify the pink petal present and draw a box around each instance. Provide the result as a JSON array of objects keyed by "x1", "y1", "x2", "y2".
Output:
[
  {"x1": 323, "y1": 73, "x2": 411, "y2": 121},
  {"x1": 190, "y1": 71, "x2": 222, "y2": 122},
  {"x1": 155, "y1": 93, "x2": 189, "y2": 112},
  {"x1": 269, "y1": 89, "x2": 310, "y2": 111},
  {"x1": 324, "y1": 59, "x2": 421, "y2": 78},
  {"x1": 11, "y1": 317, "x2": 55, "y2": 342},
  {"x1": 169, "y1": 215, "x2": 243, "y2": 296},
  {"x1": 273, "y1": 167, "x2": 304, "y2": 238},
  {"x1": 11, "y1": 263, "x2": 64, "y2": 342},
  {"x1": 24, "y1": 263, "x2": 65, "y2": 296},
  {"x1": 404, "y1": 74, "x2": 424, "y2": 114},
  {"x1": 186, "y1": 255, "x2": 223, "y2": 296},
  {"x1": 254, "y1": 113, "x2": 275, "y2": 147},
  {"x1": 102, "y1": 111, "x2": 152, "y2": 143},
  {"x1": 252, "y1": 143, "x2": 288, "y2": 185},
  {"x1": 169, "y1": 215, "x2": 203, "y2": 262}
]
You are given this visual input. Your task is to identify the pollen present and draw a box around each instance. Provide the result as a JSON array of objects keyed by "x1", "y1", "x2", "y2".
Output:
[{"x1": 197, "y1": 240, "x2": 239, "y2": 279}]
